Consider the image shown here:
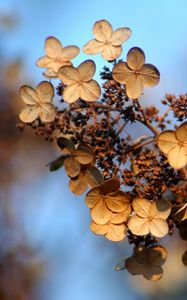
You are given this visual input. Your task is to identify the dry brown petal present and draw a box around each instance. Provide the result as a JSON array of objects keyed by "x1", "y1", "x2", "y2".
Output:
[
  {"x1": 36, "y1": 81, "x2": 54, "y2": 103},
  {"x1": 38, "y1": 103, "x2": 56, "y2": 122},
  {"x1": 176, "y1": 122, "x2": 187, "y2": 143},
  {"x1": 90, "y1": 221, "x2": 108, "y2": 235},
  {"x1": 110, "y1": 27, "x2": 132, "y2": 46},
  {"x1": 112, "y1": 62, "x2": 133, "y2": 84},
  {"x1": 110, "y1": 209, "x2": 131, "y2": 224},
  {"x1": 139, "y1": 64, "x2": 160, "y2": 87},
  {"x1": 63, "y1": 84, "x2": 81, "y2": 103},
  {"x1": 19, "y1": 105, "x2": 40, "y2": 123},
  {"x1": 58, "y1": 66, "x2": 80, "y2": 85},
  {"x1": 91, "y1": 199, "x2": 112, "y2": 225},
  {"x1": 149, "y1": 219, "x2": 169, "y2": 238},
  {"x1": 148, "y1": 245, "x2": 167, "y2": 265},
  {"x1": 125, "y1": 74, "x2": 143, "y2": 99},
  {"x1": 157, "y1": 130, "x2": 178, "y2": 154},
  {"x1": 83, "y1": 40, "x2": 105, "y2": 55},
  {"x1": 101, "y1": 44, "x2": 122, "y2": 61},
  {"x1": 19, "y1": 85, "x2": 38, "y2": 105},
  {"x1": 150, "y1": 199, "x2": 171, "y2": 219},
  {"x1": 45, "y1": 36, "x2": 62, "y2": 58},
  {"x1": 93, "y1": 20, "x2": 113, "y2": 42},
  {"x1": 85, "y1": 186, "x2": 102, "y2": 208},
  {"x1": 105, "y1": 223, "x2": 126, "y2": 241},
  {"x1": 64, "y1": 156, "x2": 81, "y2": 178},
  {"x1": 167, "y1": 145, "x2": 187, "y2": 169},
  {"x1": 75, "y1": 144, "x2": 94, "y2": 164},
  {"x1": 127, "y1": 47, "x2": 145, "y2": 70},
  {"x1": 69, "y1": 172, "x2": 88, "y2": 195},
  {"x1": 105, "y1": 191, "x2": 130, "y2": 213},
  {"x1": 78, "y1": 60, "x2": 96, "y2": 81},
  {"x1": 128, "y1": 215, "x2": 150, "y2": 236},
  {"x1": 100, "y1": 178, "x2": 120, "y2": 195},
  {"x1": 132, "y1": 198, "x2": 151, "y2": 218},
  {"x1": 79, "y1": 80, "x2": 101, "y2": 102}
]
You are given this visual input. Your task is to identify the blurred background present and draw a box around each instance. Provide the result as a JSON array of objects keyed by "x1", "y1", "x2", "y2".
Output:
[{"x1": 0, "y1": 0, "x2": 187, "y2": 299}]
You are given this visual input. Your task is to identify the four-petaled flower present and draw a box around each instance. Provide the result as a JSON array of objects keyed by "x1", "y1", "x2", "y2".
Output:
[
  {"x1": 83, "y1": 19, "x2": 132, "y2": 61},
  {"x1": 36, "y1": 36, "x2": 80, "y2": 78},
  {"x1": 112, "y1": 47, "x2": 160, "y2": 99},
  {"x1": 157, "y1": 122, "x2": 187, "y2": 169},
  {"x1": 58, "y1": 60, "x2": 101, "y2": 103},
  {"x1": 127, "y1": 198, "x2": 171, "y2": 238},
  {"x1": 19, "y1": 81, "x2": 56, "y2": 123},
  {"x1": 125, "y1": 245, "x2": 167, "y2": 281}
]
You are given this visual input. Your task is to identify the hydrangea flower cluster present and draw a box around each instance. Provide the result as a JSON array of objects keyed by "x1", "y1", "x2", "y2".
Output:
[{"x1": 18, "y1": 19, "x2": 187, "y2": 281}]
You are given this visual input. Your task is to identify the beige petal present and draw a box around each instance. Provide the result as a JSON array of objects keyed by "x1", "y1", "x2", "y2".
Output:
[
  {"x1": 128, "y1": 215, "x2": 150, "y2": 236},
  {"x1": 91, "y1": 199, "x2": 112, "y2": 225},
  {"x1": 110, "y1": 27, "x2": 132, "y2": 46},
  {"x1": 132, "y1": 198, "x2": 151, "y2": 218},
  {"x1": 102, "y1": 44, "x2": 122, "y2": 61},
  {"x1": 36, "y1": 56, "x2": 54, "y2": 68},
  {"x1": 85, "y1": 186, "x2": 101, "y2": 208},
  {"x1": 148, "y1": 246, "x2": 167, "y2": 265},
  {"x1": 43, "y1": 69, "x2": 58, "y2": 78},
  {"x1": 36, "y1": 81, "x2": 54, "y2": 103},
  {"x1": 106, "y1": 223, "x2": 126, "y2": 242},
  {"x1": 143, "y1": 265, "x2": 163, "y2": 281},
  {"x1": 19, "y1": 105, "x2": 39, "y2": 123},
  {"x1": 106, "y1": 193, "x2": 130, "y2": 213},
  {"x1": 61, "y1": 45, "x2": 80, "y2": 60},
  {"x1": 79, "y1": 80, "x2": 101, "y2": 102},
  {"x1": 149, "y1": 219, "x2": 169, "y2": 238},
  {"x1": 157, "y1": 130, "x2": 178, "y2": 154},
  {"x1": 90, "y1": 221, "x2": 108, "y2": 235},
  {"x1": 39, "y1": 103, "x2": 56, "y2": 122},
  {"x1": 58, "y1": 66, "x2": 80, "y2": 84},
  {"x1": 63, "y1": 84, "x2": 81, "y2": 103},
  {"x1": 93, "y1": 19, "x2": 113, "y2": 42},
  {"x1": 167, "y1": 145, "x2": 187, "y2": 169},
  {"x1": 64, "y1": 156, "x2": 80, "y2": 177},
  {"x1": 176, "y1": 122, "x2": 187, "y2": 143},
  {"x1": 69, "y1": 172, "x2": 88, "y2": 195},
  {"x1": 125, "y1": 257, "x2": 144, "y2": 275},
  {"x1": 78, "y1": 60, "x2": 96, "y2": 82},
  {"x1": 19, "y1": 85, "x2": 38, "y2": 105},
  {"x1": 139, "y1": 64, "x2": 160, "y2": 87},
  {"x1": 127, "y1": 47, "x2": 145, "y2": 71},
  {"x1": 45, "y1": 36, "x2": 62, "y2": 58},
  {"x1": 126, "y1": 74, "x2": 143, "y2": 99},
  {"x1": 112, "y1": 62, "x2": 133, "y2": 84},
  {"x1": 150, "y1": 199, "x2": 171, "y2": 219},
  {"x1": 75, "y1": 144, "x2": 94, "y2": 164},
  {"x1": 83, "y1": 39, "x2": 105, "y2": 55},
  {"x1": 110, "y1": 208, "x2": 131, "y2": 224}
]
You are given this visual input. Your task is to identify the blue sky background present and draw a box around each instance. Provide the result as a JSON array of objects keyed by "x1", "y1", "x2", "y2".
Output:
[{"x1": 1, "y1": 0, "x2": 187, "y2": 299}]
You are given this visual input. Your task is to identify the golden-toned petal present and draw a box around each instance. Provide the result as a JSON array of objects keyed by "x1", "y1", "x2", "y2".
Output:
[
  {"x1": 102, "y1": 44, "x2": 122, "y2": 61},
  {"x1": 126, "y1": 74, "x2": 143, "y2": 99},
  {"x1": 91, "y1": 199, "x2": 112, "y2": 225},
  {"x1": 85, "y1": 186, "x2": 101, "y2": 208},
  {"x1": 43, "y1": 69, "x2": 58, "y2": 79},
  {"x1": 90, "y1": 221, "x2": 108, "y2": 235},
  {"x1": 36, "y1": 56, "x2": 54, "y2": 68},
  {"x1": 69, "y1": 172, "x2": 88, "y2": 195},
  {"x1": 132, "y1": 198, "x2": 151, "y2": 218},
  {"x1": 78, "y1": 60, "x2": 96, "y2": 81},
  {"x1": 157, "y1": 130, "x2": 178, "y2": 154},
  {"x1": 167, "y1": 145, "x2": 187, "y2": 169},
  {"x1": 79, "y1": 80, "x2": 101, "y2": 102},
  {"x1": 106, "y1": 223, "x2": 126, "y2": 241},
  {"x1": 63, "y1": 84, "x2": 80, "y2": 103},
  {"x1": 149, "y1": 219, "x2": 169, "y2": 238},
  {"x1": 58, "y1": 66, "x2": 80, "y2": 84},
  {"x1": 100, "y1": 178, "x2": 120, "y2": 195},
  {"x1": 19, "y1": 105, "x2": 39, "y2": 123},
  {"x1": 139, "y1": 64, "x2": 160, "y2": 87},
  {"x1": 75, "y1": 144, "x2": 94, "y2": 164},
  {"x1": 19, "y1": 85, "x2": 38, "y2": 105},
  {"x1": 112, "y1": 62, "x2": 133, "y2": 84},
  {"x1": 127, "y1": 47, "x2": 145, "y2": 71},
  {"x1": 143, "y1": 265, "x2": 163, "y2": 281},
  {"x1": 61, "y1": 45, "x2": 80, "y2": 60},
  {"x1": 176, "y1": 122, "x2": 187, "y2": 143},
  {"x1": 125, "y1": 257, "x2": 144, "y2": 275},
  {"x1": 128, "y1": 215, "x2": 150, "y2": 236},
  {"x1": 39, "y1": 103, "x2": 56, "y2": 122},
  {"x1": 149, "y1": 246, "x2": 167, "y2": 265},
  {"x1": 83, "y1": 39, "x2": 105, "y2": 55},
  {"x1": 110, "y1": 208, "x2": 131, "y2": 224},
  {"x1": 150, "y1": 199, "x2": 171, "y2": 219},
  {"x1": 105, "y1": 192, "x2": 130, "y2": 213},
  {"x1": 36, "y1": 81, "x2": 54, "y2": 103},
  {"x1": 86, "y1": 166, "x2": 104, "y2": 186},
  {"x1": 93, "y1": 19, "x2": 113, "y2": 42},
  {"x1": 110, "y1": 27, "x2": 132, "y2": 46},
  {"x1": 45, "y1": 36, "x2": 62, "y2": 58},
  {"x1": 64, "y1": 156, "x2": 80, "y2": 178}
]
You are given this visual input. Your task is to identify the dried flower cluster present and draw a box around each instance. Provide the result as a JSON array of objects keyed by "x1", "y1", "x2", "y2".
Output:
[{"x1": 17, "y1": 19, "x2": 187, "y2": 281}]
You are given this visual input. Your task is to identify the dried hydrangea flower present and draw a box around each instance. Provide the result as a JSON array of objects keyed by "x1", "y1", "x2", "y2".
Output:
[
  {"x1": 125, "y1": 245, "x2": 167, "y2": 281},
  {"x1": 83, "y1": 19, "x2": 131, "y2": 61},
  {"x1": 85, "y1": 178, "x2": 131, "y2": 225},
  {"x1": 90, "y1": 210, "x2": 129, "y2": 242},
  {"x1": 112, "y1": 47, "x2": 160, "y2": 99},
  {"x1": 58, "y1": 60, "x2": 101, "y2": 103},
  {"x1": 36, "y1": 36, "x2": 80, "y2": 78},
  {"x1": 128, "y1": 198, "x2": 171, "y2": 238},
  {"x1": 157, "y1": 122, "x2": 187, "y2": 169},
  {"x1": 19, "y1": 81, "x2": 56, "y2": 123}
]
